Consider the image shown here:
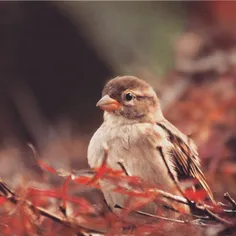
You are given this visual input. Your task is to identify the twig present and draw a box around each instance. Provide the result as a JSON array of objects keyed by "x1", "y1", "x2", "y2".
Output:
[
  {"x1": 27, "y1": 143, "x2": 38, "y2": 159},
  {"x1": 204, "y1": 208, "x2": 234, "y2": 226},
  {"x1": 0, "y1": 181, "x2": 15, "y2": 198},
  {"x1": 115, "y1": 204, "x2": 189, "y2": 224},
  {"x1": 224, "y1": 192, "x2": 236, "y2": 210},
  {"x1": 0, "y1": 180, "x2": 106, "y2": 235}
]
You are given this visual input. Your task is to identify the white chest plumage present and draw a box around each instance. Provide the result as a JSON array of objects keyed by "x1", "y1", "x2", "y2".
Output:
[{"x1": 87, "y1": 113, "x2": 179, "y2": 213}]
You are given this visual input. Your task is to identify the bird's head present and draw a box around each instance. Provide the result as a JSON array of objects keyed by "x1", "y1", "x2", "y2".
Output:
[{"x1": 96, "y1": 76, "x2": 163, "y2": 124}]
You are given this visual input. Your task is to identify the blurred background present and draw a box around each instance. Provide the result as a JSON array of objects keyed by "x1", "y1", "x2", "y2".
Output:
[{"x1": 0, "y1": 1, "x2": 235, "y2": 201}]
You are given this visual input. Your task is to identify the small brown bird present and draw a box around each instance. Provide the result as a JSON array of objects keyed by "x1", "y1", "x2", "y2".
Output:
[{"x1": 88, "y1": 76, "x2": 214, "y2": 216}]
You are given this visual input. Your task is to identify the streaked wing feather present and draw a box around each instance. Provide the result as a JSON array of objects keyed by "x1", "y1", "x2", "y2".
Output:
[{"x1": 157, "y1": 120, "x2": 214, "y2": 202}]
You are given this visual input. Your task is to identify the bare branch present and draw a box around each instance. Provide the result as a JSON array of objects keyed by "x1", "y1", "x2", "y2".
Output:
[
  {"x1": 0, "y1": 180, "x2": 106, "y2": 235},
  {"x1": 205, "y1": 208, "x2": 234, "y2": 226},
  {"x1": 115, "y1": 204, "x2": 189, "y2": 224},
  {"x1": 224, "y1": 192, "x2": 236, "y2": 210}
]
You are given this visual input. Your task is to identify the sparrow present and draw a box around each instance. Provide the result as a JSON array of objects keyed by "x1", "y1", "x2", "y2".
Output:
[{"x1": 87, "y1": 75, "x2": 214, "y2": 216}]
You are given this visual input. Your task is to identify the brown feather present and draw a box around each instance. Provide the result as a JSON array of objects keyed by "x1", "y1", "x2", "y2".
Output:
[{"x1": 157, "y1": 120, "x2": 215, "y2": 202}]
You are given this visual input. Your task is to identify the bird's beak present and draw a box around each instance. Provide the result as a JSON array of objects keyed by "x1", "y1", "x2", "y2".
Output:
[{"x1": 96, "y1": 94, "x2": 120, "y2": 112}]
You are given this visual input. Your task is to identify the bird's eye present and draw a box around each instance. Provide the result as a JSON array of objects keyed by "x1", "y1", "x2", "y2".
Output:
[{"x1": 124, "y1": 92, "x2": 134, "y2": 101}]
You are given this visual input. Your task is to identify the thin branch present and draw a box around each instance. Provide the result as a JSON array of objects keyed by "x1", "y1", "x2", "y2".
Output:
[
  {"x1": 224, "y1": 192, "x2": 236, "y2": 210},
  {"x1": 0, "y1": 180, "x2": 106, "y2": 235},
  {"x1": 204, "y1": 208, "x2": 234, "y2": 226},
  {"x1": 115, "y1": 204, "x2": 189, "y2": 224}
]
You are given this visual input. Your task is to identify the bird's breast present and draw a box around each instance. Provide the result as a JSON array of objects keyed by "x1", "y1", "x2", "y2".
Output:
[
  {"x1": 88, "y1": 123, "x2": 175, "y2": 189},
  {"x1": 88, "y1": 123, "x2": 142, "y2": 168}
]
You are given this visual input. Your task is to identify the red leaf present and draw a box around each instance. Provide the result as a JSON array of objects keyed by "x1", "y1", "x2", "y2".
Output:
[
  {"x1": 27, "y1": 187, "x2": 95, "y2": 212},
  {"x1": 184, "y1": 188, "x2": 208, "y2": 202},
  {"x1": 37, "y1": 159, "x2": 57, "y2": 174},
  {"x1": 104, "y1": 168, "x2": 124, "y2": 176},
  {"x1": 90, "y1": 165, "x2": 108, "y2": 184},
  {"x1": 0, "y1": 196, "x2": 6, "y2": 205},
  {"x1": 74, "y1": 176, "x2": 100, "y2": 188},
  {"x1": 88, "y1": 148, "x2": 109, "y2": 184}
]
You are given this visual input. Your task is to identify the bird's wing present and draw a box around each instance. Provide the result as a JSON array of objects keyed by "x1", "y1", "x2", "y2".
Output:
[{"x1": 156, "y1": 120, "x2": 214, "y2": 202}]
